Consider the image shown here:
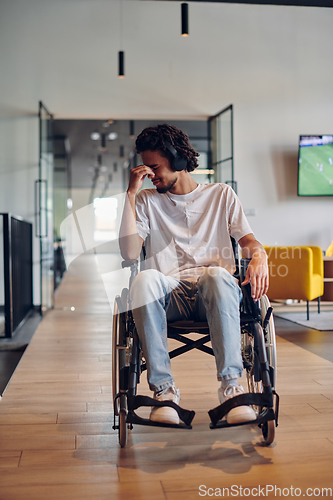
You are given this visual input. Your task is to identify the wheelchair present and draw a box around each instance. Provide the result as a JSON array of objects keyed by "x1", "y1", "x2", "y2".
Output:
[{"x1": 112, "y1": 256, "x2": 279, "y2": 448}]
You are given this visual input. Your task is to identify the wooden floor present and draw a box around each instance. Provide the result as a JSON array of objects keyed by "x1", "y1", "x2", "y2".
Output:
[{"x1": 0, "y1": 254, "x2": 333, "y2": 499}]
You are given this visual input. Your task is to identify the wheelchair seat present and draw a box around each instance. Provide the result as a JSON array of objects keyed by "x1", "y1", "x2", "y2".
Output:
[{"x1": 167, "y1": 321, "x2": 210, "y2": 334}]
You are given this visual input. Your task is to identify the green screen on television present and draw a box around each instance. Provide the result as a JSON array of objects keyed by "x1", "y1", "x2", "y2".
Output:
[{"x1": 298, "y1": 135, "x2": 333, "y2": 196}]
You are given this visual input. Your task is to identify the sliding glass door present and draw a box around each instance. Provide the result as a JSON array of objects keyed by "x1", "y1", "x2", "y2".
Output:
[
  {"x1": 208, "y1": 104, "x2": 236, "y2": 192},
  {"x1": 37, "y1": 101, "x2": 54, "y2": 313}
]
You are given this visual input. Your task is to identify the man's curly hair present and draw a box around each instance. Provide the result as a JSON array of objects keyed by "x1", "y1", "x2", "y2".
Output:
[{"x1": 135, "y1": 124, "x2": 200, "y2": 172}]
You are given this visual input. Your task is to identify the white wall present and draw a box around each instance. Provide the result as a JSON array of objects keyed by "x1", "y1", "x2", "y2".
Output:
[{"x1": 0, "y1": 0, "x2": 332, "y2": 262}]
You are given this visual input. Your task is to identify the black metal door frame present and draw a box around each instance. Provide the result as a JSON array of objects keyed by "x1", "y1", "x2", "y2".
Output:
[
  {"x1": 37, "y1": 101, "x2": 54, "y2": 314},
  {"x1": 208, "y1": 104, "x2": 236, "y2": 192}
]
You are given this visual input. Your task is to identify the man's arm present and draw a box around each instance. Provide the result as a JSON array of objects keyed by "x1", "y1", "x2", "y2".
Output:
[
  {"x1": 238, "y1": 233, "x2": 269, "y2": 301},
  {"x1": 119, "y1": 164, "x2": 155, "y2": 260}
]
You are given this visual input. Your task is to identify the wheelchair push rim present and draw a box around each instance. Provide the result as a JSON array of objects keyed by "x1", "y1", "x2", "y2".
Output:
[
  {"x1": 112, "y1": 293, "x2": 129, "y2": 416},
  {"x1": 112, "y1": 296, "x2": 121, "y2": 415},
  {"x1": 260, "y1": 295, "x2": 277, "y2": 390},
  {"x1": 244, "y1": 320, "x2": 276, "y2": 445}
]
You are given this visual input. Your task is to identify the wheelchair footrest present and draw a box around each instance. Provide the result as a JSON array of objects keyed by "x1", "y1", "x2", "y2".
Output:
[
  {"x1": 128, "y1": 394, "x2": 195, "y2": 427},
  {"x1": 126, "y1": 410, "x2": 192, "y2": 429},
  {"x1": 208, "y1": 392, "x2": 273, "y2": 427},
  {"x1": 209, "y1": 407, "x2": 276, "y2": 429}
]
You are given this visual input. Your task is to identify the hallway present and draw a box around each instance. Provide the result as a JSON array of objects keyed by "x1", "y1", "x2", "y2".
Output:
[{"x1": 0, "y1": 255, "x2": 333, "y2": 499}]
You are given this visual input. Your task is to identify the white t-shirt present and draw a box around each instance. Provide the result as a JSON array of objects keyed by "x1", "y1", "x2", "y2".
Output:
[{"x1": 135, "y1": 183, "x2": 253, "y2": 280}]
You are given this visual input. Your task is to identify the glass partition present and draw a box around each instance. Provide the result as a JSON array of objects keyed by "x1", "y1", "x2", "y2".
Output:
[
  {"x1": 208, "y1": 105, "x2": 235, "y2": 189},
  {"x1": 38, "y1": 102, "x2": 54, "y2": 313},
  {"x1": 53, "y1": 136, "x2": 70, "y2": 289}
]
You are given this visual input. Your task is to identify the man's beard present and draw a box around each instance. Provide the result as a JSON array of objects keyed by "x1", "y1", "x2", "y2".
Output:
[{"x1": 156, "y1": 178, "x2": 177, "y2": 194}]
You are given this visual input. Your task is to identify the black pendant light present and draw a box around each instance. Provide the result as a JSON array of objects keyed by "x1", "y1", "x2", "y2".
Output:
[
  {"x1": 181, "y1": 3, "x2": 189, "y2": 37},
  {"x1": 101, "y1": 133, "x2": 106, "y2": 150},
  {"x1": 118, "y1": 0, "x2": 125, "y2": 77},
  {"x1": 118, "y1": 51, "x2": 125, "y2": 78},
  {"x1": 129, "y1": 120, "x2": 135, "y2": 139}
]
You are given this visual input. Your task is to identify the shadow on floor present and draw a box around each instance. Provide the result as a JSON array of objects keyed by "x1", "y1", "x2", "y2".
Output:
[
  {"x1": 0, "y1": 310, "x2": 42, "y2": 395},
  {"x1": 0, "y1": 347, "x2": 26, "y2": 394},
  {"x1": 72, "y1": 419, "x2": 274, "y2": 475}
]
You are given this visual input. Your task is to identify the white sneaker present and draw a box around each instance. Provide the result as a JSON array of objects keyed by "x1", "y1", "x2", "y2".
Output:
[
  {"x1": 150, "y1": 386, "x2": 180, "y2": 425},
  {"x1": 218, "y1": 385, "x2": 256, "y2": 425}
]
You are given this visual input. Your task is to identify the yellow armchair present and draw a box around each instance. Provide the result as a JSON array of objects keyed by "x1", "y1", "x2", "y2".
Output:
[{"x1": 263, "y1": 246, "x2": 324, "y2": 320}]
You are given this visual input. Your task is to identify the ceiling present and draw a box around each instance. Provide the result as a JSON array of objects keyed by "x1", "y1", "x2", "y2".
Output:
[
  {"x1": 3, "y1": 0, "x2": 330, "y2": 123},
  {"x1": 149, "y1": 0, "x2": 333, "y2": 6}
]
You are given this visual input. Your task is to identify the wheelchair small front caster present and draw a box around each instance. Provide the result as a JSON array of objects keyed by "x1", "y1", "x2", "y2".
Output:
[
  {"x1": 261, "y1": 419, "x2": 275, "y2": 446},
  {"x1": 119, "y1": 409, "x2": 128, "y2": 447}
]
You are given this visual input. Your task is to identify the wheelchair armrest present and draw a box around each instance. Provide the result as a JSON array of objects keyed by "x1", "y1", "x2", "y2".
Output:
[
  {"x1": 121, "y1": 259, "x2": 139, "y2": 269},
  {"x1": 122, "y1": 259, "x2": 139, "y2": 282},
  {"x1": 240, "y1": 258, "x2": 251, "y2": 282},
  {"x1": 122, "y1": 246, "x2": 146, "y2": 283},
  {"x1": 240, "y1": 258, "x2": 261, "y2": 319}
]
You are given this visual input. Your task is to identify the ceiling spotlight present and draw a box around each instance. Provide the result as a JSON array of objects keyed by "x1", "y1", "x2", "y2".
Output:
[
  {"x1": 181, "y1": 3, "x2": 189, "y2": 37},
  {"x1": 91, "y1": 132, "x2": 100, "y2": 141},
  {"x1": 108, "y1": 132, "x2": 118, "y2": 141}
]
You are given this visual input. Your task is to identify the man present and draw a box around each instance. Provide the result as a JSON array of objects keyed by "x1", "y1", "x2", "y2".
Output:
[{"x1": 119, "y1": 124, "x2": 269, "y2": 426}]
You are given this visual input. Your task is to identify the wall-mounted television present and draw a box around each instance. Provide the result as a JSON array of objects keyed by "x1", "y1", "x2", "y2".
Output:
[{"x1": 298, "y1": 135, "x2": 333, "y2": 196}]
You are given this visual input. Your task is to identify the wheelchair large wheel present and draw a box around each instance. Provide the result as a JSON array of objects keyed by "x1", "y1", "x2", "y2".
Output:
[
  {"x1": 112, "y1": 293, "x2": 129, "y2": 446},
  {"x1": 244, "y1": 324, "x2": 263, "y2": 404},
  {"x1": 244, "y1": 322, "x2": 275, "y2": 446},
  {"x1": 112, "y1": 295, "x2": 123, "y2": 415},
  {"x1": 260, "y1": 295, "x2": 277, "y2": 390}
]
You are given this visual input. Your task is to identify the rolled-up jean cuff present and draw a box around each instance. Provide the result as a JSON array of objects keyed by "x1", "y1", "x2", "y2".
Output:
[
  {"x1": 218, "y1": 371, "x2": 243, "y2": 382},
  {"x1": 149, "y1": 379, "x2": 175, "y2": 394}
]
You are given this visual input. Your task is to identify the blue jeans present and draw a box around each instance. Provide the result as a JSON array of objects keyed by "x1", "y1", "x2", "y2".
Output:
[{"x1": 129, "y1": 267, "x2": 243, "y2": 393}]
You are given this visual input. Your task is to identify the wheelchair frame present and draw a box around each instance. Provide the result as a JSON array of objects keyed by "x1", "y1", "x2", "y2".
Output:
[{"x1": 112, "y1": 258, "x2": 279, "y2": 447}]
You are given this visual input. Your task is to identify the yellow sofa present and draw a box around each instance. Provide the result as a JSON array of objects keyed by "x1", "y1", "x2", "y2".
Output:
[{"x1": 263, "y1": 246, "x2": 324, "y2": 320}]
